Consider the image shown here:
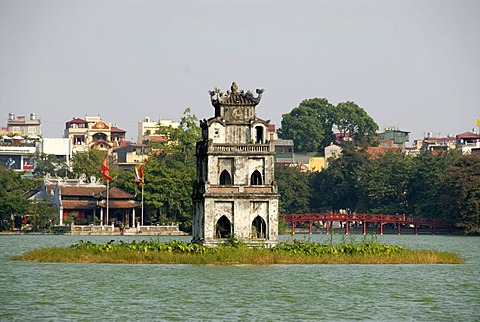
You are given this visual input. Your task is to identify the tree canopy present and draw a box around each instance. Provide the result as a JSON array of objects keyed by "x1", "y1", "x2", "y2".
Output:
[
  {"x1": 278, "y1": 98, "x2": 378, "y2": 152},
  {"x1": 440, "y1": 154, "x2": 480, "y2": 233}
]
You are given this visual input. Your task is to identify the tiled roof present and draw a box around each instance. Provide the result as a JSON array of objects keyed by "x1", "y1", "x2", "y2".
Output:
[
  {"x1": 111, "y1": 126, "x2": 126, "y2": 133},
  {"x1": 61, "y1": 200, "x2": 97, "y2": 209},
  {"x1": 98, "y1": 200, "x2": 139, "y2": 209},
  {"x1": 93, "y1": 187, "x2": 134, "y2": 199},
  {"x1": 60, "y1": 186, "x2": 105, "y2": 197},
  {"x1": 456, "y1": 132, "x2": 480, "y2": 139},
  {"x1": 365, "y1": 147, "x2": 400, "y2": 159},
  {"x1": 66, "y1": 118, "x2": 87, "y2": 124}
]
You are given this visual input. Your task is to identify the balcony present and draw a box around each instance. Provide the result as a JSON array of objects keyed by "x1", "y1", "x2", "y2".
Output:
[{"x1": 210, "y1": 143, "x2": 272, "y2": 154}]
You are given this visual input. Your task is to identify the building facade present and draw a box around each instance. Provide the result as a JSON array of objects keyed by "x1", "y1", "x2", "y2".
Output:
[
  {"x1": 137, "y1": 117, "x2": 179, "y2": 144},
  {"x1": 377, "y1": 126, "x2": 410, "y2": 149},
  {"x1": 7, "y1": 113, "x2": 42, "y2": 137},
  {"x1": 64, "y1": 116, "x2": 126, "y2": 153},
  {"x1": 192, "y1": 82, "x2": 279, "y2": 247}
]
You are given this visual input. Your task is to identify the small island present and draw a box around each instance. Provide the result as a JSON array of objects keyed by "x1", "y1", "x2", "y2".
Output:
[{"x1": 13, "y1": 239, "x2": 463, "y2": 265}]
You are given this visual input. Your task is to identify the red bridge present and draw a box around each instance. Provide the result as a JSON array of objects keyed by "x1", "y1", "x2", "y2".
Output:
[{"x1": 280, "y1": 213, "x2": 455, "y2": 235}]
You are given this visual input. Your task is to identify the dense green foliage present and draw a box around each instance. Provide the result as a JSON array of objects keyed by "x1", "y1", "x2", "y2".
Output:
[
  {"x1": 0, "y1": 167, "x2": 30, "y2": 230},
  {"x1": 14, "y1": 238, "x2": 463, "y2": 264},
  {"x1": 0, "y1": 166, "x2": 53, "y2": 231},
  {"x1": 114, "y1": 109, "x2": 200, "y2": 230},
  {"x1": 275, "y1": 164, "x2": 311, "y2": 213},
  {"x1": 278, "y1": 98, "x2": 378, "y2": 152},
  {"x1": 71, "y1": 149, "x2": 111, "y2": 182},
  {"x1": 306, "y1": 149, "x2": 480, "y2": 233},
  {"x1": 440, "y1": 154, "x2": 480, "y2": 233}
]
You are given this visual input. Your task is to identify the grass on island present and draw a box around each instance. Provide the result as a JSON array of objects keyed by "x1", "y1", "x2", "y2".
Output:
[{"x1": 12, "y1": 237, "x2": 464, "y2": 265}]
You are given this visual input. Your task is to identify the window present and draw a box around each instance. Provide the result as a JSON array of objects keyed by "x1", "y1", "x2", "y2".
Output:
[
  {"x1": 215, "y1": 216, "x2": 231, "y2": 238},
  {"x1": 255, "y1": 126, "x2": 264, "y2": 144},
  {"x1": 219, "y1": 170, "x2": 232, "y2": 185},
  {"x1": 251, "y1": 216, "x2": 266, "y2": 238},
  {"x1": 250, "y1": 170, "x2": 263, "y2": 185}
]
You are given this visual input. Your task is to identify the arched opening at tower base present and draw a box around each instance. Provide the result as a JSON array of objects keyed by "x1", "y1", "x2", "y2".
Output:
[
  {"x1": 252, "y1": 216, "x2": 266, "y2": 239},
  {"x1": 215, "y1": 215, "x2": 232, "y2": 238}
]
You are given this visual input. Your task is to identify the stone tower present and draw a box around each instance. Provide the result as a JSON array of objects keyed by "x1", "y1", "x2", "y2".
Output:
[{"x1": 192, "y1": 82, "x2": 279, "y2": 247}]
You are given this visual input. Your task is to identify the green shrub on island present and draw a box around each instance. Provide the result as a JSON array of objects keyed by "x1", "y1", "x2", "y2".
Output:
[{"x1": 13, "y1": 237, "x2": 464, "y2": 265}]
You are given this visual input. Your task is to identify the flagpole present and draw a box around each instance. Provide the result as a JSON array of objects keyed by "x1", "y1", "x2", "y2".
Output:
[
  {"x1": 141, "y1": 183, "x2": 144, "y2": 226},
  {"x1": 106, "y1": 177, "x2": 109, "y2": 226}
]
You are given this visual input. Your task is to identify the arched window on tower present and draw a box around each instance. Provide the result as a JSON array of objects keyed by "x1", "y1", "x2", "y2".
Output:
[
  {"x1": 251, "y1": 216, "x2": 266, "y2": 238},
  {"x1": 250, "y1": 170, "x2": 263, "y2": 185},
  {"x1": 219, "y1": 170, "x2": 232, "y2": 185},
  {"x1": 215, "y1": 215, "x2": 231, "y2": 238},
  {"x1": 255, "y1": 126, "x2": 264, "y2": 144}
]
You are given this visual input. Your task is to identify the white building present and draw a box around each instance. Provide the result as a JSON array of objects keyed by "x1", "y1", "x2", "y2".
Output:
[{"x1": 137, "y1": 117, "x2": 179, "y2": 144}]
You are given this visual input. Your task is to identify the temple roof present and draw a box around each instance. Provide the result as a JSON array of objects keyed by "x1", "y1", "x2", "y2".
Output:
[{"x1": 209, "y1": 82, "x2": 264, "y2": 108}]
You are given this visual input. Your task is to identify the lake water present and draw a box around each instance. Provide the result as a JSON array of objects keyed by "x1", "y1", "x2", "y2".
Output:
[{"x1": 0, "y1": 234, "x2": 479, "y2": 321}]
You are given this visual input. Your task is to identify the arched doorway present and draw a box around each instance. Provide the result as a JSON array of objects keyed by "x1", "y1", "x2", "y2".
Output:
[
  {"x1": 215, "y1": 215, "x2": 231, "y2": 238},
  {"x1": 252, "y1": 216, "x2": 266, "y2": 238}
]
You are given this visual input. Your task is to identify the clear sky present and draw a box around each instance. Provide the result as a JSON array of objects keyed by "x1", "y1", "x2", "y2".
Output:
[{"x1": 1, "y1": 0, "x2": 479, "y2": 144}]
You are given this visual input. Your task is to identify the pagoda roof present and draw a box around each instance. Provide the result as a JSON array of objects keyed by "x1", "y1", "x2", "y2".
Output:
[{"x1": 209, "y1": 82, "x2": 264, "y2": 107}]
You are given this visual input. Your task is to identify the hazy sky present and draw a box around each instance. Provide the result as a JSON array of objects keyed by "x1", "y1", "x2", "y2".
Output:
[{"x1": 1, "y1": 0, "x2": 479, "y2": 143}]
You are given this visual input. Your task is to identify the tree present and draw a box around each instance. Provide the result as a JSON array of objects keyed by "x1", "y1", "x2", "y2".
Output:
[
  {"x1": 407, "y1": 151, "x2": 460, "y2": 217},
  {"x1": 278, "y1": 98, "x2": 336, "y2": 152},
  {"x1": 275, "y1": 164, "x2": 311, "y2": 213},
  {"x1": 113, "y1": 108, "x2": 201, "y2": 231},
  {"x1": 0, "y1": 166, "x2": 30, "y2": 231},
  {"x1": 334, "y1": 101, "x2": 378, "y2": 147},
  {"x1": 28, "y1": 199, "x2": 58, "y2": 230},
  {"x1": 310, "y1": 144, "x2": 369, "y2": 212},
  {"x1": 440, "y1": 154, "x2": 480, "y2": 233},
  {"x1": 71, "y1": 149, "x2": 115, "y2": 182},
  {"x1": 356, "y1": 151, "x2": 414, "y2": 214},
  {"x1": 33, "y1": 153, "x2": 71, "y2": 178}
]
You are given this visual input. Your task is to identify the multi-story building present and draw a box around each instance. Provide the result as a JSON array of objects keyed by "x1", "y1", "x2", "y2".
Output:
[
  {"x1": 64, "y1": 116, "x2": 126, "y2": 153},
  {"x1": 417, "y1": 134, "x2": 456, "y2": 153},
  {"x1": 377, "y1": 126, "x2": 410, "y2": 149},
  {"x1": 137, "y1": 117, "x2": 179, "y2": 144},
  {"x1": 456, "y1": 131, "x2": 480, "y2": 154},
  {"x1": 192, "y1": 82, "x2": 279, "y2": 247},
  {"x1": 0, "y1": 113, "x2": 42, "y2": 171},
  {"x1": 6, "y1": 113, "x2": 42, "y2": 137}
]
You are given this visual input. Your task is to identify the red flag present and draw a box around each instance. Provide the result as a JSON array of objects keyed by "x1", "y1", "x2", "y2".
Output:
[
  {"x1": 134, "y1": 165, "x2": 144, "y2": 185},
  {"x1": 101, "y1": 158, "x2": 113, "y2": 182}
]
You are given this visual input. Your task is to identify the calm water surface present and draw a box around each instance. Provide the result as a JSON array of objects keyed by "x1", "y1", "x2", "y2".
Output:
[{"x1": 0, "y1": 234, "x2": 479, "y2": 321}]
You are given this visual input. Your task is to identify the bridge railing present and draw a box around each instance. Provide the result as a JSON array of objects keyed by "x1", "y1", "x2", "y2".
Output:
[{"x1": 280, "y1": 213, "x2": 452, "y2": 227}]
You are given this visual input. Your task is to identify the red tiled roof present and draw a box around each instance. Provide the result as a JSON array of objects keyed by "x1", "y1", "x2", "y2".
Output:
[
  {"x1": 98, "y1": 200, "x2": 139, "y2": 209},
  {"x1": 118, "y1": 140, "x2": 133, "y2": 147},
  {"x1": 93, "y1": 187, "x2": 134, "y2": 199},
  {"x1": 66, "y1": 118, "x2": 87, "y2": 124},
  {"x1": 60, "y1": 186, "x2": 105, "y2": 196},
  {"x1": 365, "y1": 146, "x2": 400, "y2": 159},
  {"x1": 147, "y1": 135, "x2": 168, "y2": 143},
  {"x1": 111, "y1": 126, "x2": 126, "y2": 133},
  {"x1": 61, "y1": 200, "x2": 97, "y2": 209},
  {"x1": 424, "y1": 137, "x2": 455, "y2": 143},
  {"x1": 456, "y1": 132, "x2": 480, "y2": 139}
]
